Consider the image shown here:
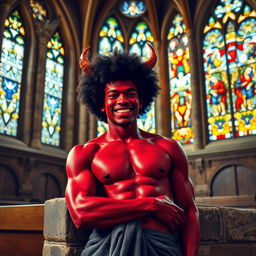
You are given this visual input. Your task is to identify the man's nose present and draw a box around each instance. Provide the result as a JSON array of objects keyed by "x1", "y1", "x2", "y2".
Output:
[{"x1": 117, "y1": 94, "x2": 128, "y2": 104}]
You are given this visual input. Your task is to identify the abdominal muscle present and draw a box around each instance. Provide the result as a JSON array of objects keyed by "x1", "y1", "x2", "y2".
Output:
[{"x1": 103, "y1": 177, "x2": 173, "y2": 233}]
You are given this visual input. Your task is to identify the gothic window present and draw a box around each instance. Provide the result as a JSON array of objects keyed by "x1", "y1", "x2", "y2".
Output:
[
  {"x1": 41, "y1": 31, "x2": 65, "y2": 146},
  {"x1": 99, "y1": 17, "x2": 124, "y2": 56},
  {"x1": 97, "y1": 17, "x2": 124, "y2": 135},
  {"x1": 167, "y1": 13, "x2": 193, "y2": 144},
  {"x1": 120, "y1": 0, "x2": 147, "y2": 18},
  {"x1": 129, "y1": 21, "x2": 156, "y2": 133},
  {"x1": 0, "y1": 10, "x2": 26, "y2": 136},
  {"x1": 203, "y1": 0, "x2": 256, "y2": 141}
]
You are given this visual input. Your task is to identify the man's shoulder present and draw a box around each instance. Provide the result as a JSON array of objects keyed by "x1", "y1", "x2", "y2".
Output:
[{"x1": 68, "y1": 139, "x2": 101, "y2": 159}]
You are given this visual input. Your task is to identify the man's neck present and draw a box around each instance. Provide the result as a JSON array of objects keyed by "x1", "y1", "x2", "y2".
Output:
[{"x1": 106, "y1": 121, "x2": 141, "y2": 143}]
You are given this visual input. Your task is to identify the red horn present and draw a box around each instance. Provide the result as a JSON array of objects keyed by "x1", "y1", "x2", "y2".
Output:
[
  {"x1": 143, "y1": 43, "x2": 157, "y2": 69},
  {"x1": 80, "y1": 46, "x2": 91, "y2": 74}
]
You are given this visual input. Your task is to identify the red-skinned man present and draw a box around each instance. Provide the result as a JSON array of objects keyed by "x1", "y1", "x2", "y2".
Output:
[{"x1": 65, "y1": 44, "x2": 200, "y2": 256}]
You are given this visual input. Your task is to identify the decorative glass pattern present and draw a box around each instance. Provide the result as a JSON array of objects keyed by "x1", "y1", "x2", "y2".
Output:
[
  {"x1": 0, "y1": 10, "x2": 25, "y2": 136},
  {"x1": 129, "y1": 21, "x2": 156, "y2": 133},
  {"x1": 99, "y1": 17, "x2": 124, "y2": 56},
  {"x1": 167, "y1": 13, "x2": 194, "y2": 144},
  {"x1": 29, "y1": 0, "x2": 48, "y2": 22},
  {"x1": 120, "y1": 0, "x2": 147, "y2": 18},
  {"x1": 203, "y1": 0, "x2": 256, "y2": 141},
  {"x1": 97, "y1": 17, "x2": 124, "y2": 135},
  {"x1": 41, "y1": 32, "x2": 65, "y2": 146}
]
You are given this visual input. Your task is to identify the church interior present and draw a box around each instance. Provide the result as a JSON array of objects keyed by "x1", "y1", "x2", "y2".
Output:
[
  {"x1": 0, "y1": 0, "x2": 256, "y2": 207},
  {"x1": 0, "y1": 0, "x2": 256, "y2": 255}
]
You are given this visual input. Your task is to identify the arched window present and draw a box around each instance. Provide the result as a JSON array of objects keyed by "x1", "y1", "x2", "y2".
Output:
[
  {"x1": 129, "y1": 21, "x2": 156, "y2": 133},
  {"x1": 167, "y1": 13, "x2": 193, "y2": 143},
  {"x1": 41, "y1": 31, "x2": 65, "y2": 146},
  {"x1": 99, "y1": 17, "x2": 124, "y2": 55},
  {"x1": 0, "y1": 10, "x2": 26, "y2": 136},
  {"x1": 97, "y1": 17, "x2": 124, "y2": 135},
  {"x1": 203, "y1": 0, "x2": 256, "y2": 141}
]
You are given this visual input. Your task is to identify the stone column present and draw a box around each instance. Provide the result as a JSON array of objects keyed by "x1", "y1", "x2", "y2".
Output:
[
  {"x1": 187, "y1": 29, "x2": 203, "y2": 150},
  {"x1": 30, "y1": 19, "x2": 59, "y2": 149}
]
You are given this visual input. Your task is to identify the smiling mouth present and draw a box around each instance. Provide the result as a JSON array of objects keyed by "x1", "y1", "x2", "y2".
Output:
[{"x1": 114, "y1": 109, "x2": 132, "y2": 113}]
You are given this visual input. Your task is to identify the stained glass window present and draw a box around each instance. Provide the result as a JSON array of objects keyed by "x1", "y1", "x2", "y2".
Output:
[
  {"x1": 203, "y1": 0, "x2": 256, "y2": 141},
  {"x1": 129, "y1": 21, "x2": 156, "y2": 133},
  {"x1": 41, "y1": 32, "x2": 65, "y2": 146},
  {"x1": 167, "y1": 13, "x2": 193, "y2": 144},
  {"x1": 29, "y1": 0, "x2": 48, "y2": 22},
  {"x1": 120, "y1": 0, "x2": 147, "y2": 18},
  {"x1": 97, "y1": 17, "x2": 124, "y2": 135},
  {"x1": 99, "y1": 17, "x2": 124, "y2": 56},
  {"x1": 0, "y1": 10, "x2": 25, "y2": 136}
]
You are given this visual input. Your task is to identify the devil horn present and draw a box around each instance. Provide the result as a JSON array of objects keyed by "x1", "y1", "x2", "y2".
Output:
[
  {"x1": 143, "y1": 43, "x2": 157, "y2": 69},
  {"x1": 80, "y1": 46, "x2": 91, "y2": 74}
]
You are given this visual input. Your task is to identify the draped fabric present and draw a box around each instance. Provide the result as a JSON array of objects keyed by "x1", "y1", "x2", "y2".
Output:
[{"x1": 81, "y1": 220, "x2": 182, "y2": 256}]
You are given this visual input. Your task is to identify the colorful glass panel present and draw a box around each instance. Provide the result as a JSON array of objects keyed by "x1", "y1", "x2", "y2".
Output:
[
  {"x1": 29, "y1": 0, "x2": 48, "y2": 22},
  {"x1": 41, "y1": 32, "x2": 65, "y2": 146},
  {"x1": 99, "y1": 17, "x2": 124, "y2": 56},
  {"x1": 167, "y1": 13, "x2": 194, "y2": 144},
  {"x1": 97, "y1": 17, "x2": 124, "y2": 135},
  {"x1": 129, "y1": 21, "x2": 156, "y2": 133},
  {"x1": 203, "y1": 1, "x2": 256, "y2": 141},
  {"x1": 0, "y1": 10, "x2": 25, "y2": 136},
  {"x1": 120, "y1": 0, "x2": 146, "y2": 18}
]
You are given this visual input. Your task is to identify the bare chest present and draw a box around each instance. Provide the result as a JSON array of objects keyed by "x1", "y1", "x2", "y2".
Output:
[{"x1": 91, "y1": 140, "x2": 172, "y2": 184}]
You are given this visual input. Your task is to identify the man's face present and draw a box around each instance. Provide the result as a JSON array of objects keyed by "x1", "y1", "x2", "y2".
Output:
[{"x1": 102, "y1": 80, "x2": 142, "y2": 126}]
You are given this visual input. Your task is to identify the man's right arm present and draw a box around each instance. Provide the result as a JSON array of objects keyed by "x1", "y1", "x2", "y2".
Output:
[{"x1": 65, "y1": 144, "x2": 184, "y2": 230}]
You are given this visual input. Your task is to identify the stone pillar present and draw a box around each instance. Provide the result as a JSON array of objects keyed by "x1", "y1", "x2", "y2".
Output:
[
  {"x1": 30, "y1": 20, "x2": 59, "y2": 149},
  {"x1": 43, "y1": 198, "x2": 91, "y2": 256},
  {"x1": 187, "y1": 29, "x2": 203, "y2": 150}
]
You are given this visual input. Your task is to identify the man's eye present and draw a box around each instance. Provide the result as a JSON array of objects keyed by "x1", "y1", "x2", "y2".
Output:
[
  {"x1": 127, "y1": 93, "x2": 136, "y2": 97},
  {"x1": 108, "y1": 94, "x2": 117, "y2": 99}
]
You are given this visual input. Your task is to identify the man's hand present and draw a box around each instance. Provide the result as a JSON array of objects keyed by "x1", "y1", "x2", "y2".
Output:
[{"x1": 153, "y1": 195, "x2": 185, "y2": 231}]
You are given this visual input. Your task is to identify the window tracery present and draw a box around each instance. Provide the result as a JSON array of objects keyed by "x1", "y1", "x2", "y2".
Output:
[{"x1": 0, "y1": 10, "x2": 25, "y2": 136}]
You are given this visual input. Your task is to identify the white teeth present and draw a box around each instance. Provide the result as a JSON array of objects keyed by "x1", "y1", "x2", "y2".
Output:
[{"x1": 116, "y1": 109, "x2": 130, "y2": 113}]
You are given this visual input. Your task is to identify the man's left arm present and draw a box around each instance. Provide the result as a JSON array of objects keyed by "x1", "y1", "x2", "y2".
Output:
[{"x1": 168, "y1": 140, "x2": 200, "y2": 256}]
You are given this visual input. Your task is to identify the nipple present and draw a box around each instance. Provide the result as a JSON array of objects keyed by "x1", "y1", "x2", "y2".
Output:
[{"x1": 103, "y1": 173, "x2": 111, "y2": 179}]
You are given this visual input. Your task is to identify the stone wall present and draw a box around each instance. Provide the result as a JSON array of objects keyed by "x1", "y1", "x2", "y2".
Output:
[{"x1": 43, "y1": 198, "x2": 256, "y2": 256}]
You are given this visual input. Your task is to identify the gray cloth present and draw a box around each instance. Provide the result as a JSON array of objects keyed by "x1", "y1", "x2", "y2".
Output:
[{"x1": 81, "y1": 220, "x2": 183, "y2": 256}]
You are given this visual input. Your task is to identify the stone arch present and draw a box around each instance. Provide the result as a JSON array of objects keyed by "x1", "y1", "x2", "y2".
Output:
[
  {"x1": 0, "y1": 164, "x2": 19, "y2": 200},
  {"x1": 32, "y1": 172, "x2": 62, "y2": 203},
  {"x1": 210, "y1": 164, "x2": 256, "y2": 196}
]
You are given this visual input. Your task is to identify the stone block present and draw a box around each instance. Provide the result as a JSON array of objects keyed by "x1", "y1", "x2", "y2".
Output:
[
  {"x1": 199, "y1": 207, "x2": 222, "y2": 241},
  {"x1": 221, "y1": 207, "x2": 256, "y2": 242},
  {"x1": 43, "y1": 241, "x2": 83, "y2": 256},
  {"x1": 44, "y1": 198, "x2": 91, "y2": 244},
  {"x1": 206, "y1": 244, "x2": 252, "y2": 256}
]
